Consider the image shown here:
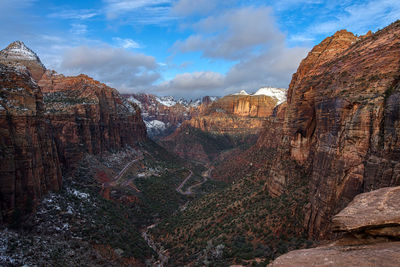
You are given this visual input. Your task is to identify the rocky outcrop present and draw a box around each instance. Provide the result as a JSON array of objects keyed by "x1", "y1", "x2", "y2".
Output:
[
  {"x1": 207, "y1": 94, "x2": 278, "y2": 118},
  {"x1": 332, "y1": 186, "x2": 400, "y2": 236},
  {"x1": 255, "y1": 21, "x2": 400, "y2": 238},
  {"x1": 0, "y1": 42, "x2": 148, "y2": 223},
  {"x1": 39, "y1": 70, "x2": 147, "y2": 171},
  {"x1": 0, "y1": 41, "x2": 46, "y2": 81},
  {"x1": 0, "y1": 64, "x2": 61, "y2": 223},
  {"x1": 269, "y1": 186, "x2": 400, "y2": 267}
]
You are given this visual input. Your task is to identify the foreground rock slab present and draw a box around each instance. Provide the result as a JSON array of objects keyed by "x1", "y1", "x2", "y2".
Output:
[
  {"x1": 269, "y1": 242, "x2": 400, "y2": 267},
  {"x1": 269, "y1": 186, "x2": 400, "y2": 267},
  {"x1": 332, "y1": 186, "x2": 400, "y2": 234}
]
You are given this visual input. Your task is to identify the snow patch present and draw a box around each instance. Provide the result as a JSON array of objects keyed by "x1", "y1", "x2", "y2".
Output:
[
  {"x1": 126, "y1": 96, "x2": 142, "y2": 108},
  {"x1": 1, "y1": 41, "x2": 44, "y2": 67},
  {"x1": 155, "y1": 96, "x2": 177, "y2": 107},
  {"x1": 234, "y1": 90, "x2": 249, "y2": 95},
  {"x1": 145, "y1": 120, "x2": 166, "y2": 131},
  {"x1": 231, "y1": 87, "x2": 287, "y2": 106},
  {"x1": 253, "y1": 87, "x2": 287, "y2": 105}
]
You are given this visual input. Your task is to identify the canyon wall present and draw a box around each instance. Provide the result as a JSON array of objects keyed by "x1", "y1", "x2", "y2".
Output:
[
  {"x1": 0, "y1": 42, "x2": 148, "y2": 223},
  {"x1": 261, "y1": 22, "x2": 400, "y2": 238},
  {"x1": 0, "y1": 64, "x2": 62, "y2": 223},
  {"x1": 39, "y1": 71, "x2": 147, "y2": 171},
  {"x1": 159, "y1": 91, "x2": 283, "y2": 164}
]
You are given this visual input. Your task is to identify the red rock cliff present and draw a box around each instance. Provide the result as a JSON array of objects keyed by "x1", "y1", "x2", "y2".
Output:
[
  {"x1": 39, "y1": 70, "x2": 147, "y2": 170},
  {"x1": 0, "y1": 64, "x2": 62, "y2": 223},
  {"x1": 261, "y1": 21, "x2": 400, "y2": 238}
]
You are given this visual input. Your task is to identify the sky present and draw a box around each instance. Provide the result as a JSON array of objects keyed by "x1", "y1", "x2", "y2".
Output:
[{"x1": 1, "y1": 0, "x2": 399, "y2": 99}]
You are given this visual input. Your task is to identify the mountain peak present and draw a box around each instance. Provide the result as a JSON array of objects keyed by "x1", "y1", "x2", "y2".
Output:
[{"x1": 1, "y1": 41, "x2": 44, "y2": 67}]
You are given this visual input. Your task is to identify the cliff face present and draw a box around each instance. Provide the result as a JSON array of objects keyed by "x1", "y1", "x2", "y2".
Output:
[
  {"x1": 261, "y1": 21, "x2": 400, "y2": 237},
  {"x1": 208, "y1": 94, "x2": 278, "y2": 118},
  {"x1": 0, "y1": 64, "x2": 61, "y2": 223},
  {"x1": 159, "y1": 92, "x2": 283, "y2": 164},
  {"x1": 0, "y1": 42, "x2": 148, "y2": 223},
  {"x1": 39, "y1": 71, "x2": 147, "y2": 170}
]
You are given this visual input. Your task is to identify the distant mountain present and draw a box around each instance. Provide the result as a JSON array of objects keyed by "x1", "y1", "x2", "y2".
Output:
[
  {"x1": 233, "y1": 87, "x2": 287, "y2": 105},
  {"x1": 0, "y1": 41, "x2": 46, "y2": 81},
  {"x1": 158, "y1": 88, "x2": 287, "y2": 164},
  {"x1": 123, "y1": 93, "x2": 218, "y2": 138}
]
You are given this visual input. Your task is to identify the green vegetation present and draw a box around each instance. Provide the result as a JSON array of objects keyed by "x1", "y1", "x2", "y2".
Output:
[{"x1": 150, "y1": 159, "x2": 313, "y2": 266}]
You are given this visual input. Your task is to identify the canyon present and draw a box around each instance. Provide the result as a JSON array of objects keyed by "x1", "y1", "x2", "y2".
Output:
[
  {"x1": 0, "y1": 19, "x2": 400, "y2": 267},
  {"x1": 0, "y1": 41, "x2": 147, "y2": 223}
]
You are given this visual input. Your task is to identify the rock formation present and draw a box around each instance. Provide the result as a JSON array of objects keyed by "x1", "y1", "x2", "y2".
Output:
[
  {"x1": 159, "y1": 88, "x2": 286, "y2": 163},
  {"x1": 250, "y1": 21, "x2": 400, "y2": 238},
  {"x1": 269, "y1": 186, "x2": 400, "y2": 267},
  {"x1": 123, "y1": 93, "x2": 216, "y2": 138},
  {"x1": 0, "y1": 41, "x2": 46, "y2": 81},
  {"x1": 0, "y1": 63, "x2": 61, "y2": 223},
  {"x1": 39, "y1": 71, "x2": 147, "y2": 171},
  {"x1": 0, "y1": 42, "x2": 148, "y2": 222}
]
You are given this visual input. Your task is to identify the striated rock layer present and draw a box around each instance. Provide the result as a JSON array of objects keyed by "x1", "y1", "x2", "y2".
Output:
[
  {"x1": 159, "y1": 92, "x2": 282, "y2": 164},
  {"x1": 0, "y1": 64, "x2": 61, "y2": 223},
  {"x1": 259, "y1": 21, "x2": 400, "y2": 238},
  {"x1": 39, "y1": 70, "x2": 147, "y2": 171},
  {"x1": 0, "y1": 41, "x2": 46, "y2": 82},
  {"x1": 0, "y1": 42, "x2": 148, "y2": 223}
]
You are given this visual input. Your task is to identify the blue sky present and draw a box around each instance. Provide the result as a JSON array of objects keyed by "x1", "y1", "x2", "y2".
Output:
[{"x1": 1, "y1": 0, "x2": 399, "y2": 98}]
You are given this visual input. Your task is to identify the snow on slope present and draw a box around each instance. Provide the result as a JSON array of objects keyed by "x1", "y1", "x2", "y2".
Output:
[
  {"x1": 234, "y1": 90, "x2": 249, "y2": 95},
  {"x1": 231, "y1": 87, "x2": 287, "y2": 106},
  {"x1": 155, "y1": 96, "x2": 177, "y2": 107},
  {"x1": 253, "y1": 87, "x2": 287, "y2": 105},
  {"x1": 126, "y1": 96, "x2": 142, "y2": 108},
  {"x1": 0, "y1": 41, "x2": 44, "y2": 66},
  {"x1": 145, "y1": 120, "x2": 166, "y2": 136}
]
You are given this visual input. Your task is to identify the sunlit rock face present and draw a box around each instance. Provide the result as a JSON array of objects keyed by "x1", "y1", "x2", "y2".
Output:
[
  {"x1": 258, "y1": 21, "x2": 400, "y2": 237},
  {"x1": 38, "y1": 70, "x2": 147, "y2": 171}
]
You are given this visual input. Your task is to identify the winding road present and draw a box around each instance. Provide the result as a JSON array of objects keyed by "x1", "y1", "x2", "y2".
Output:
[
  {"x1": 176, "y1": 167, "x2": 213, "y2": 195},
  {"x1": 102, "y1": 156, "x2": 143, "y2": 189}
]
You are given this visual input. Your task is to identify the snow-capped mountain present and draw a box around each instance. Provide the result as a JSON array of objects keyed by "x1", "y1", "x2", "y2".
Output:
[
  {"x1": 231, "y1": 87, "x2": 287, "y2": 106},
  {"x1": 124, "y1": 93, "x2": 218, "y2": 139},
  {"x1": 0, "y1": 41, "x2": 46, "y2": 81},
  {"x1": 253, "y1": 87, "x2": 287, "y2": 105},
  {"x1": 0, "y1": 41, "x2": 44, "y2": 67}
]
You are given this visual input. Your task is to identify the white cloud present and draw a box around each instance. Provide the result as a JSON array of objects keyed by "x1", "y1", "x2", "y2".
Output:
[
  {"x1": 162, "y1": 5, "x2": 309, "y2": 98},
  {"x1": 48, "y1": 9, "x2": 99, "y2": 20},
  {"x1": 113, "y1": 37, "x2": 140, "y2": 49},
  {"x1": 154, "y1": 71, "x2": 225, "y2": 98},
  {"x1": 70, "y1": 24, "x2": 88, "y2": 35},
  {"x1": 171, "y1": 0, "x2": 237, "y2": 16},
  {"x1": 311, "y1": 0, "x2": 400, "y2": 35},
  {"x1": 174, "y1": 6, "x2": 284, "y2": 60},
  {"x1": 103, "y1": 0, "x2": 175, "y2": 24},
  {"x1": 60, "y1": 46, "x2": 160, "y2": 92}
]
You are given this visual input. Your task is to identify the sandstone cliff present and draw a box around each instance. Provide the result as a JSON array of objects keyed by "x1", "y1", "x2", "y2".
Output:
[
  {"x1": 159, "y1": 90, "x2": 284, "y2": 164},
  {"x1": 0, "y1": 42, "x2": 148, "y2": 223},
  {"x1": 0, "y1": 64, "x2": 61, "y2": 223},
  {"x1": 39, "y1": 71, "x2": 147, "y2": 171},
  {"x1": 259, "y1": 21, "x2": 400, "y2": 238},
  {"x1": 0, "y1": 41, "x2": 46, "y2": 82}
]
